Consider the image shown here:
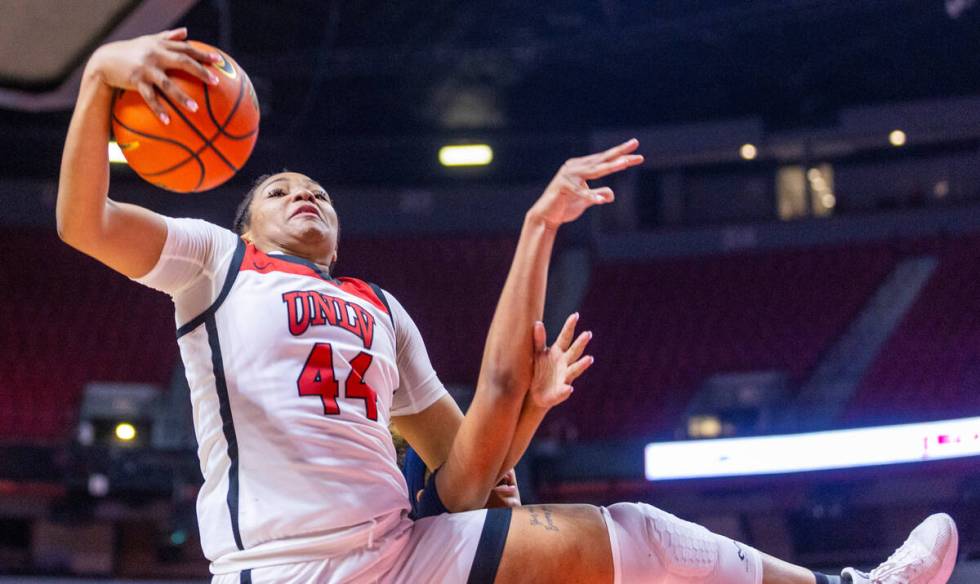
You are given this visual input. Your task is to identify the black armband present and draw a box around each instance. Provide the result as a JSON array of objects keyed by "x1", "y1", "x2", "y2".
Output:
[{"x1": 416, "y1": 467, "x2": 450, "y2": 518}]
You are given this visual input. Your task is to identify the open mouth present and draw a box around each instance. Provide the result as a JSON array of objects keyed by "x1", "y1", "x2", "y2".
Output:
[
  {"x1": 492, "y1": 473, "x2": 518, "y2": 497},
  {"x1": 291, "y1": 204, "x2": 320, "y2": 219},
  {"x1": 492, "y1": 483, "x2": 518, "y2": 498}
]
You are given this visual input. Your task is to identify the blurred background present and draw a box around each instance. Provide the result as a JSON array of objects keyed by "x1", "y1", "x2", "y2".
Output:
[{"x1": 1, "y1": 0, "x2": 979, "y2": 581}]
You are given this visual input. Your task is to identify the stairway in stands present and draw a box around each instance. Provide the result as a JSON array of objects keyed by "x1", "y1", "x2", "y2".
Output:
[{"x1": 789, "y1": 255, "x2": 938, "y2": 430}]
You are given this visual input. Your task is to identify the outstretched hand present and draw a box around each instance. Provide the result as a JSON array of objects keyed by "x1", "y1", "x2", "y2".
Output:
[
  {"x1": 87, "y1": 28, "x2": 221, "y2": 125},
  {"x1": 528, "y1": 139, "x2": 644, "y2": 230},
  {"x1": 528, "y1": 313, "x2": 594, "y2": 409}
]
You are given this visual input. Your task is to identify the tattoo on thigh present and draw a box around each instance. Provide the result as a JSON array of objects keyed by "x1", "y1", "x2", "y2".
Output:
[{"x1": 528, "y1": 506, "x2": 559, "y2": 532}]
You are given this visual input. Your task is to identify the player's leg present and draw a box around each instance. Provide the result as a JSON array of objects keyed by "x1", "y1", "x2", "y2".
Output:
[
  {"x1": 495, "y1": 503, "x2": 761, "y2": 584},
  {"x1": 493, "y1": 504, "x2": 959, "y2": 584},
  {"x1": 496, "y1": 504, "x2": 614, "y2": 583},
  {"x1": 385, "y1": 508, "x2": 514, "y2": 584}
]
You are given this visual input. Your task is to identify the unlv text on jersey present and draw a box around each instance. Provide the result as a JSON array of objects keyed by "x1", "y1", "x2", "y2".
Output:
[{"x1": 281, "y1": 290, "x2": 376, "y2": 349}]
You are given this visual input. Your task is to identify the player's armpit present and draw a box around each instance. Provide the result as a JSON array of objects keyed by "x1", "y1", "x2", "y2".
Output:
[
  {"x1": 391, "y1": 394, "x2": 463, "y2": 471},
  {"x1": 74, "y1": 200, "x2": 168, "y2": 279}
]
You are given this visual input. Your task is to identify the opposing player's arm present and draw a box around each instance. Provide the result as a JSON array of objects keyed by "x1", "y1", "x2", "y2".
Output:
[
  {"x1": 436, "y1": 143, "x2": 643, "y2": 512},
  {"x1": 499, "y1": 315, "x2": 593, "y2": 473},
  {"x1": 433, "y1": 213, "x2": 554, "y2": 511},
  {"x1": 56, "y1": 29, "x2": 217, "y2": 278}
]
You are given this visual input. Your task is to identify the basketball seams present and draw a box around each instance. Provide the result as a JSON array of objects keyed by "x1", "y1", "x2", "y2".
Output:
[
  {"x1": 158, "y1": 91, "x2": 240, "y2": 174},
  {"x1": 111, "y1": 86, "x2": 204, "y2": 184},
  {"x1": 111, "y1": 100, "x2": 207, "y2": 192},
  {"x1": 111, "y1": 45, "x2": 259, "y2": 193},
  {"x1": 130, "y1": 110, "x2": 257, "y2": 185},
  {"x1": 204, "y1": 69, "x2": 257, "y2": 141}
]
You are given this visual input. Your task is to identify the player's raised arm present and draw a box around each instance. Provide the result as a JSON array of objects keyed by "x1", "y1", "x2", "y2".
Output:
[
  {"x1": 434, "y1": 140, "x2": 643, "y2": 511},
  {"x1": 56, "y1": 29, "x2": 218, "y2": 278}
]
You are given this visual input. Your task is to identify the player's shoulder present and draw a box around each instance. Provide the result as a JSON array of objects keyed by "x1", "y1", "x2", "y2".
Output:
[{"x1": 334, "y1": 276, "x2": 394, "y2": 317}]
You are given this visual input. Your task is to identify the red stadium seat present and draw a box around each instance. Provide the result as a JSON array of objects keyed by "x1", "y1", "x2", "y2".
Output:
[
  {"x1": 558, "y1": 243, "x2": 898, "y2": 440},
  {"x1": 0, "y1": 230, "x2": 177, "y2": 444}
]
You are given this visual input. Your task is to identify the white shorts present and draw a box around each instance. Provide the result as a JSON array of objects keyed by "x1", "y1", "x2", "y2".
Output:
[{"x1": 212, "y1": 508, "x2": 512, "y2": 584}]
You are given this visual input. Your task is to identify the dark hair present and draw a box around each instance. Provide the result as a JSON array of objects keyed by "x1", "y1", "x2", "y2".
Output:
[{"x1": 233, "y1": 173, "x2": 274, "y2": 235}]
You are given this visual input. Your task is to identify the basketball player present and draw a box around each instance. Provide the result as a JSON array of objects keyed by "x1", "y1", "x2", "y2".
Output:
[{"x1": 57, "y1": 29, "x2": 958, "y2": 584}]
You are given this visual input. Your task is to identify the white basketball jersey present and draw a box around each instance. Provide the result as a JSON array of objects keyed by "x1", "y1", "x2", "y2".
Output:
[{"x1": 136, "y1": 218, "x2": 448, "y2": 573}]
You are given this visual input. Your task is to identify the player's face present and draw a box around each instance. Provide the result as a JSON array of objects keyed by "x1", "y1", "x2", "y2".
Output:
[{"x1": 245, "y1": 172, "x2": 339, "y2": 264}]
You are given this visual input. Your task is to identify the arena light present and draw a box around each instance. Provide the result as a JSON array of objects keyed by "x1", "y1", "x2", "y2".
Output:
[
  {"x1": 889, "y1": 129, "x2": 907, "y2": 147},
  {"x1": 645, "y1": 416, "x2": 980, "y2": 481},
  {"x1": 438, "y1": 144, "x2": 493, "y2": 167},
  {"x1": 170, "y1": 529, "x2": 188, "y2": 546},
  {"x1": 114, "y1": 422, "x2": 137, "y2": 442},
  {"x1": 687, "y1": 415, "x2": 723, "y2": 439},
  {"x1": 108, "y1": 141, "x2": 128, "y2": 164},
  {"x1": 739, "y1": 143, "x2": 758, "y2": 160}
]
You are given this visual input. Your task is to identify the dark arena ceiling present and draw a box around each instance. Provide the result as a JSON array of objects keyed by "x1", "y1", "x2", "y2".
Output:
[{"x1": 1, "y1": 0, "x2": 979, "y2": 182}]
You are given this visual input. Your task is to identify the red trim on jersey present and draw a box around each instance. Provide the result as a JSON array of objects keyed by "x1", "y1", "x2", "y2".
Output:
[
  {"x1": 333, "y1": 278, "x2": 388, "y2": 315},
  {"x1": 241, "y1": 244, "x2": 319, "y2": 278},
  {"x1": 240, "y1": 244, "x2": 389, "y2": 314}
]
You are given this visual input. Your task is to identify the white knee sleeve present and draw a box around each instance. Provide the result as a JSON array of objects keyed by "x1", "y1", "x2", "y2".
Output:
[{"x1": 601, "y1": 503, "x2": 762, "y2": 584}]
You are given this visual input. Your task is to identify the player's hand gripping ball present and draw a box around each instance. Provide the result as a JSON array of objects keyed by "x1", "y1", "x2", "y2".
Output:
[{"x1": 111, "y1": 40, "x2": 260, "y2": 193}]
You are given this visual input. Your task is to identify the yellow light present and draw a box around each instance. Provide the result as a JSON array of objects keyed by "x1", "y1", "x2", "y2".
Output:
[
  {"x1": 889, "y1": 129, "x2": 907, "y2": 147},
  {"x1": 688, "y1": 415, "x2": 722, "y2": 439},
  {"x1": 822, "y1": 193, "x2": 837, "y2": 208},
  {"x1": 108, "y1": 141, "x2": 128, "y2": 164},
  {"x1": 739, "y1": 143, "x2": 758, "y2": 160},
  {"x1": 807, "y1": 168, "x2": 822, "y2": 181},
  {"x1": 438, "y1": 144, "x2": 493, "y2": 167},
  {"x1": 114, "y1": 422, "x2": 136, "y2": 442}
]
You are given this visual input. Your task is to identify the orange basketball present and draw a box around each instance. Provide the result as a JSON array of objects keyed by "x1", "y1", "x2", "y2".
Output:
[{"x1": 111, "y1": 41, "x2": 260, "y2": 193}]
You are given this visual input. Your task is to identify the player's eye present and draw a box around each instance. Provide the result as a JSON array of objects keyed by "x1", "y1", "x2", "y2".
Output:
[
  {"x1": 268, "y1": 188, "x2": 286, "y2": 198},
  {"x1": 313, "y1": 191, "x2": 329, "y2": 201}
]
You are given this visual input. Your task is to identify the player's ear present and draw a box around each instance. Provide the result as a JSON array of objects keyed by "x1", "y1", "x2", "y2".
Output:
[{"x1": 240, "y1": 231, "x2": 253, "y2": 244}]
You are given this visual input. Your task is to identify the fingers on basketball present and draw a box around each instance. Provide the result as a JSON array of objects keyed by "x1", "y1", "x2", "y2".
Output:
[{"x1": 111, "y1": 41, "x2": 260, "y2": 193}]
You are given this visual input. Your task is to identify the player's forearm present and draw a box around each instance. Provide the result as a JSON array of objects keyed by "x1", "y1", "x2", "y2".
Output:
[
  {"x1": 500, "y1": 396, "x2": 549, "y2": 473},
  {"x1": 476, "y1": 211, "x2": 556, "y2": 396},
  {"x1": 439, "y1": 213, "x2": 557, "y2": 511},
  {"x1": 56, "y1": 64, "x2": 114, "y2": 247},
  {"x1": 442, "y1": 392, "x2": 547, "y2": 512},
  {"x1": 465, "y1": 211, "x2": 556, "y2": 486}
]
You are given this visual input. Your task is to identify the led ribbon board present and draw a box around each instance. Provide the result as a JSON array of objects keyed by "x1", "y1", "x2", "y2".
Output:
[{"x1": 645, "y1": 416, "x2": 980, "y2": 481}]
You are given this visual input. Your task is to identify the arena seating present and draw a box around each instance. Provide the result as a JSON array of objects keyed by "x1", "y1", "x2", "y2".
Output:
[
  {"x1": 0, "y1": 230, "x2": 176, "y2": 443},
  {"x1": 847, "y1": 235, "x2": 980, "y2": 424},
  {"x1": 8, "y1": 225, "x2": 977, "y2": 445},
  {"x1": 558, "y1": 243, "x2": 899, "y2": 440},
  {"x1": 0, "y1": 228, "x2": 516, "y2": 444}
]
